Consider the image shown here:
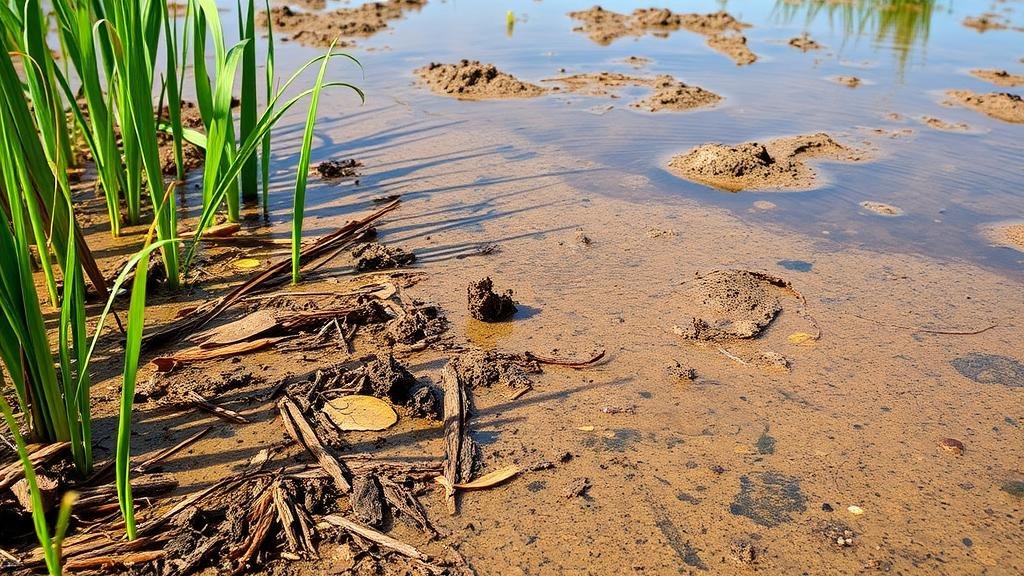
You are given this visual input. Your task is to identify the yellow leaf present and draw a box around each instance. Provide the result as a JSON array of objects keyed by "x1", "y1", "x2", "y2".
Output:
[
  {"x1": 323, "y1": 395, "x2": 398, "y2": 431},
  {"x1": 233, "y1": 258, "x2": 261, "y2": 269},
  {"x1": 453, "y1": 465, "x2": 520, "y2": 490},
  {"x1": 787, "y1": 332, "x2": 815, "y2": 345}
]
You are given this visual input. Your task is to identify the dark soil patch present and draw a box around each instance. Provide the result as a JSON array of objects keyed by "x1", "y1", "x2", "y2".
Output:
[
  {"x1": 317, "y1": 158, "x2": 362, "y2": 179},
  {"x1": 729, "y1": 471, "x2": 807, "y2": 527},
  {"x1": 950, "y1": 353, "x2": 1024, "y2": 387},
  {"x1": 788, "y1": 33, "x2": 823, "y2": 51}
]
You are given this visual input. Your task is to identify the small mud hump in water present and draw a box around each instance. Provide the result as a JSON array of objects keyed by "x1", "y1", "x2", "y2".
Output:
[
  {"x1": 416, "y1": 60, "x2": 545, "y2": 100},
  {"x1": 468, "y1": 277, "x2": 518, "y2": 321},
  {"x1": 859, "y1": 201, "x2": 904, "y2": 216},
  {"x1": 946, "y1": 90, "x2": 1024, "y2": 124},
  {"x1": 833, "y1": 75, "x2": 861, "y2": 88},
  {"x1": 970, "y1": 69, "x2": 1024, "y2": 88},
  {"x1": 566, "y1": 7, "x2": 757, "y2": 65},
  {"x1": 673, "y1": 270, "x2": 798, "y2": 341},
  {"x1": 950, "y1": 353, "x2": 1024, "y2": 387},
  {"x1": 545, "y1": 72, "x2": 720, "y2": 112},
  {"x1": 920, "y1": 116, "x2": 970, "y2": 132},
  {"x1": 788, "y1": 33, "x2": 823, "y2": 51},
  {"x1": 962, "y1": 13, "x2": 1012, "y2": 32},
  {"x1": 668, "y1": 133, "x2": 861, "y2": 192},
  {"x1": 729, "y1": 471, "x2": 807, "y2": 527},
  {"x1": 258, "y1": 0, "x2": 426, "y2": 47}
]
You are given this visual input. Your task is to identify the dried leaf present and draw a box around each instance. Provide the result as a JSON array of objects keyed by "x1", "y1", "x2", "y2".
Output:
[
  {"x1": 453, "y1": 465, "x2": 520, "y2": 490},
  {"x1": 323, "y1": 395, "x2": 398, "y2": 431},
  {"x1": 787, "y1": 332, "x2": 815, "y2": 345},
  {"x1": 233, "y1": 258, "x2": 262, "y2": 269},
  {"x1": 198, "y1": 310, "x2": 280, "y2": 348}
]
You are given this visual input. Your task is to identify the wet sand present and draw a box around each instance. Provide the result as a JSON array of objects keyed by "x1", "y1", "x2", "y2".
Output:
[{"x1": 947, "y1": 90, "x2": 1024, "y2": 123}]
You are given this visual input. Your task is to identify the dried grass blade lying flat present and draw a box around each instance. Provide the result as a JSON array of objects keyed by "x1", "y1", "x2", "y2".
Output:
[
  {"x1": 142, "y1": 199, "x2": 401, "y2": 349},
  {"x1": 152, "y1": 336, "x2": 289, "y2": 371},
  {"x1": 321, "y1": 515, "x2": 428, "y2": 561},
  {"x1": 188, "y1": 392, "x2": 250, "y2": 424},
  {"x1": 278, "y1": 398, "x2": 351, "y2": 492},
  {"x1": 63, "y1": 550, "x2": 166, "y2": 571},
  {"x1": 133, "y1": 426, "x2": 213, "y2": 473}
]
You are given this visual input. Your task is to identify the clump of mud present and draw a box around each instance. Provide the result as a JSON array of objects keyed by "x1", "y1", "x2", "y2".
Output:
[
  {"x1": 921, "y1": 116, "x2": 970, "y2": 132},
  {"x1": 545, "y1": 72, "x2": 720, "y2": 112},
  {"x1": 416, "y1": 60, "x2": 545, "y2": 100},
  {"x1": 259, "y1": 0, "x2": 426, "y2": 47},
  {"x1": 351, "y1": 242, "x2": 415, "y2": 271},
  {"x1": 567, "y1": 6, "x2": 757, "y2": 65},
  {"x1": 386, "y1": 302, "x2": 449, "y2": 345},
  {"x1": 860, "y1": 201, "x2": 904, "y2": 216},
  {"x1": 962, "y1": 13, "x2": 1013, "y2": 32},
  {"x1": 672, "y1": 270, "x2": 797, "y2": 341},
  {"x1": 317, "y1": 158, "x2": 362, "y2": 179},
  {"x1": 667, "y1": 133, "x2": 861, "y2": 191},
  {"x1": 788, "y1": 33, "x2": 822, "y2": 51},
  {"x1": 946, "y1": 90, "x2": 1024, "y2": 124},
  {"x1": 449, "y1": 349, "x2": 540, "y2": 397},
  {"x1": 467, "y1": 277, "x2": 517, "y2": 322},
  {"x1": 970, "y1": 69, "x2": 1024, "y2": 88},
  {"x1": 833, "y1": 76, "x2": 861, "y2": 88}
]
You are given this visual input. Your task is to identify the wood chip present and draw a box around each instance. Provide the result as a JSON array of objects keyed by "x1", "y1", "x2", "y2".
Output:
[
  {"x1": 197, "y1": 309, "x2": 280, "y2": 347},
  {"x1": 278, "y1": 398, "x2": 351, "y2": 493},
  {"x1": 322, "y1": 515, "x2": 428, "y2": 561}
]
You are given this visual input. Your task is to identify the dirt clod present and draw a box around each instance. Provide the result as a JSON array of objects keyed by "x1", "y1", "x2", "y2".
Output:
[
  {"x1": 351, "y1": 242, "x2": 416, "y2": 272},
  {"x1": 547, "y1": 71, "x2": 720, "y2": 111},
  {"x1": 468, "y1": 277, "x2": 518, "y2": 322},
  {"x1": 921, "y1": 116, "x2": 970, "y2": 132},
  {"x1": 449, "y1": 349, "x2": 540, "y2": 396},
  {"x1": 566, "y1": 477, "x2": 592, "y2": 498},
  {"x1": 947, "y1": 90, "x2": 1024, "y2": 124},
  {"x1": 317, "y1": 158, "x2": 362, "y2": 179},
  {"x1": 938, "y1": 438, "x2": 966, "y2": 456},
  {"x1": 364, "y1": 353, "x2": 418, "y2": 402},
  {"x1": 668, "y1": 133, "x2": 860, "y2": 191},
  {"x1": 417, "y1": 60, "x2": 545, "y2": 100},
  {"x1": 387, "y1": 303, "x2": 449, "y2": 345},
  {"x1": 350, "y1": 475, "x2": 385, "y2": 527}
]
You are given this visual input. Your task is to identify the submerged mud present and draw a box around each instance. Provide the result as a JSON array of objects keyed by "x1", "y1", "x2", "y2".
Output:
[
  {"x1": 673, "y1": 269, "x2": 792, "y2": 341},
  {"x1": 259, "y1": 0, "x2": 425, "y2": 47},
  {"x1": 668, "y1": 132, "x2": 862, "y2": 191},
  {"x1": 947, "y1": 90, "x2": 1024, "y2": 124},
  {"x1": 546, "y1": 72, "x2": 721, "y2": 112},
  {"x1": 567, "y1": 6, "x2": 757, "y2": 65},
  {"x1": 416, "y1": 60, "x2": 545, "y2": 99}
]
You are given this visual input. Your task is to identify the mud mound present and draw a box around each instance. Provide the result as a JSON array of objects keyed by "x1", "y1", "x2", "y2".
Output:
[
  {"x1": 921, "y1": 116, "x2": 970, "y2": 132},
  {"x1": 468, "y1": 277, "x2": 517, "y2": 322},
  {"x1": 317, "y1": 158, "x2": 362, "y2": 179},
  {"x1": 545, "y1": 72, "x2": 720, "y2": 112},
  {"x1": 668, "y1": 133, "x2": 860, "y2": 191},
  {"x1": 788, "y1": 34, "x2": 822, "y2": 51},
  {"x1": 259, "y1": 0, "x2": 425, "y2": 47},
  {"x1": 416, "y1": 60, "x2": 545, "y2": 100},
  {"x1": 962, "y1": 13, "x2": 1012, "y2": 32},
  {"x1": 567, "y1": 7, "x2": 757, "y2": 65},
  {"x1": 834, "y1": 76, "x2": 861, "y2": 88},
  {"x1": 947, "y1": 90, "x2": 1024, "y2": 124},
  {"x1": 970, "y1": 69, "x2": 1024, "y2": 88},
  {"x1": 351, "y1": 242, "x2": 415, "y2": 271},
  {"x1": 672, "y1": 270, "x2": 796, "y2": 341},
  {"x1": 860, "y1": 201, "x2": 904, "y2": 216}
]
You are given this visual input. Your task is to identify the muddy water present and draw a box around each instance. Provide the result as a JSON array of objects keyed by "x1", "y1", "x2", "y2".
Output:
[{"x1": 116, "y1": 0, "x2": 1024, "y2": 574}]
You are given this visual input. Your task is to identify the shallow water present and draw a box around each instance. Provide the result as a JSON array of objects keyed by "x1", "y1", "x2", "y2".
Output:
[
  {"x1": 242, "y1": 0, "x2": 1024, "y2": 277},
  {"x1": 127, "y1": 1, "x2": 1024, "y2": 574}
]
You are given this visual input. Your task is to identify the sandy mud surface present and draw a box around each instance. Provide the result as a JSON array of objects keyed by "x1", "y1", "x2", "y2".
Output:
[
  {"x1": 970, "y1": 68, "x2": 1024, "y2": 87},
  {"x1": 568, "y1": 6, "x2": 758, "y2": 65},
  {"x1": 546, "y1": 72, "x2": 721, "y2": 112},
  {"x1": 668, "y1": 133, "x2": 864, "y2": 191},
  {"x1": 983, "y1": 222, "x2": 1024, "y2": 252},
  {"x1": 947, "y1": 90, "x2": 1024, "y2": 123},
  {"x1": 259, "y1": 0, "x2": 425, "y2": 47},
  {"x1": 416, "y1": 60, "x2": 545, "y2": 100}
]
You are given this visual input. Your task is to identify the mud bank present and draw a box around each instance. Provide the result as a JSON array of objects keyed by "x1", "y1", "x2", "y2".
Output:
[
  {"x1": 545, "y1": 72, "x2": 721, "y2": 112},
  {"x1": 970, "y1": 69, "x2": 1024, "y2": 88},
  {"x1": 667, "y1": 133, "x2": 864, "y2": 191},
  {"x1": 416, "y1": 60, "x2": 545, "y2": 99},
  {"x1": 568, "y1": 6, "x2": 758, "y2": 65},
  {"x1": 259, "y1": 0, "x2": 425, "y2": 47},
  {"x1": 947, "y1": 90, "x2": 1024, "y2": 123}
]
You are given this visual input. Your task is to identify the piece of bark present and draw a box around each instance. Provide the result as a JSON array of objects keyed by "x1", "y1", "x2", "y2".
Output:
[
  {"x1": 63, "y1": 550, "x2": 165, "y2": 571},
  {"x1": 198, "y1": 309, "x2": 280, "y2": 347},
  {"x1": 11, "y1": 473, "x2": 59, "y2": 513},
  {"x1": 187, "y1": 391, "x2": 250, "y2": 424},
  {"x1": 440, "y1": 362, "x2": 473, "y2": 515},
  {"x1": 350, "y1": 475, "x2": 385, "y2": 527},
  {"x1": 152, "y1": 336, "x2": 287, "y2": 371},
  {"x1": 0, "y1": 442, "x2": 69, "y2": 491},
  {"x1": 379, "y1": 476, "x2": 437, "y2": 538},
  {"x1": 278, "y1": 398, "x2": 351, "y2": 492},
  {"x1": 272, "y1": 481, "x2": 303, "y2": 555},
  {"x1": 322, "y1": 515, "x2": 428, "y2": 561}
]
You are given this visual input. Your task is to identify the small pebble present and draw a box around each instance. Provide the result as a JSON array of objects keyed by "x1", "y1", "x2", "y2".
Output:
[
  {"x1": 847, "y1": 505, "x2": 864, "y2": 515},
  {"x1": 938, "y1": 437, "x2": 966, "y2": 456}
]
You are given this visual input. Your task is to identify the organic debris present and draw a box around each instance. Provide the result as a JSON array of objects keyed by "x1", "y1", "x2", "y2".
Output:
[
  {"x1": 467, "y1": 277, "x2": 518, "y2": 322},
  {"x1": 316, "y1": 158, "x2": 362, "y2": 179}
]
